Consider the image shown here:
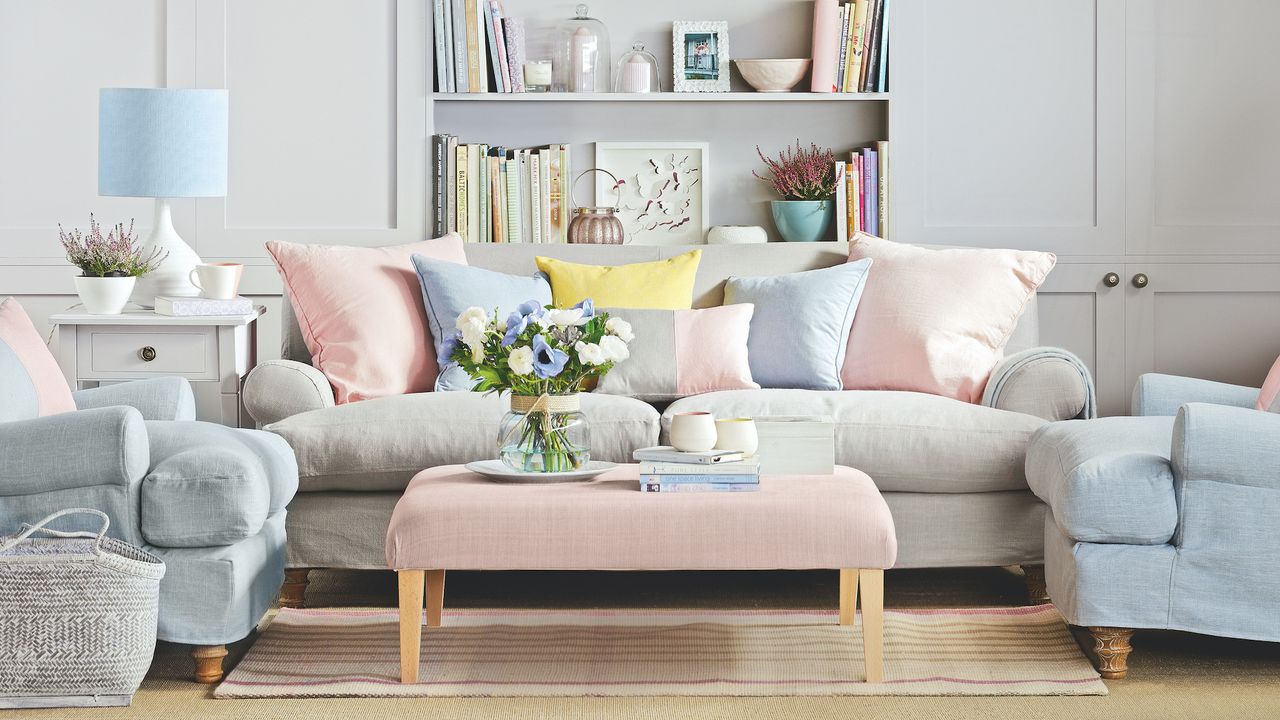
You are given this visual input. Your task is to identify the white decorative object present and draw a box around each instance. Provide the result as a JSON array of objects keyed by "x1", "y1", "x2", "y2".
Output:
[
  {"x1": 523, "y1": 60, "x2": 553, "y2": 92},
  {"x1": 714, "y1": 417, "x2": 759, "y2": 457},
  {"x1": 669, "y1": 411, "x2": 718, "y2": 452},
  {"x1": 594, "y1": 141, "x2": 710, "y2": 246},
  {"x1": 464, "y1": 459, "x2": 617, "y2": 484},
  {"x1": 154, "y1": 295, "x2": 254, "y2": 317},
  {"x1": 615, "y1": 42, "x2": 661, "y2": 93},
  {"x1": 73, "y1": 276, "x2": 136, "y2": 315},
  {"x1": 735, "y1": 58, "x2": 811, "y2": 93},
  {"x1": 673, "y1": 21, "x2": 730, "y2": 93},
  {"x1": 188, "y1": 263, "x2": 244, "y2": 300},
  {"x1": 754, "y1": 415, "x2": 835, "y2": 475},
  {"x1": 707, "y1": 225, "x2": 768, "y2": 244},
  {"x1": 557, "y1": 4, "x2": 610, "y2": 93}
]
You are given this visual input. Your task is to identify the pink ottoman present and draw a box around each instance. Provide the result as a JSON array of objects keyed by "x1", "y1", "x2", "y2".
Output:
[{"x1": 387, "y1": 464, "x2": 897, "y2": 683}]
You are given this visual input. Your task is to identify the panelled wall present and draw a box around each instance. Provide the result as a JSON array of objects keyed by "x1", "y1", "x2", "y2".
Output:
[{"x1": 3, "y1": 0, "x2": 1279, "y2": 416}]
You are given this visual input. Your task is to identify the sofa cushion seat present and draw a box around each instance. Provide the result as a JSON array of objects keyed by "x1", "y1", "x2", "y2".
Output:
[
  {"x1": 1027, "y1": 416, "x2": 1178, "y2": 545},
  {"x1": 268, "y1": 391, "x2": 661, "y2": 492},
  {"x1": 662, "y1": 389, "x2": 1046, "y2": 493}
]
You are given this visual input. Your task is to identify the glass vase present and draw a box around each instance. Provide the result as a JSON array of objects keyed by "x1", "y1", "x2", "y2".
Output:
[{"x1": 498, "y1": 394, "x2": 591, "y2": 473}]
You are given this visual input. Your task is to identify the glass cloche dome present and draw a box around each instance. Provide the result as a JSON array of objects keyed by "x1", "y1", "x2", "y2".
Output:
[
  {"x1": 614, "y1": 42, "x2": 662, "y2": 93},
  {"x1": 556, "y1": 4, "x2": 611, "y2": 93}
]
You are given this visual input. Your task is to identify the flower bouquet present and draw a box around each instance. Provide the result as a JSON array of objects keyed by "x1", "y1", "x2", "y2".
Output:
[{"x1": 439, "y1": 299, "x2": 635, "y2": 473}]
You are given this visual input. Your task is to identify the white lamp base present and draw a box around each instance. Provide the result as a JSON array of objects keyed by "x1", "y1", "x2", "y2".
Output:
[{"x1": 130, "y1": 199, "x2": 202, "y2": 308}]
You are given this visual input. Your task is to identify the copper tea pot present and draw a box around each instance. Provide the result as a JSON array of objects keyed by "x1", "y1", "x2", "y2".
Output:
[{"x1": 568, "y1": 168, "x2": 627, "y2": 244}]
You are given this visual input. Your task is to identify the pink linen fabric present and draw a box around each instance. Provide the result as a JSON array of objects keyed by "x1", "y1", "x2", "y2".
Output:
[
  {"x1": 675, "y1": 305, "x2": 759, "y2": 396},
  {"x1": 841, "y1": 234, "x2": 1056, "y2": 403},
  {"x1": 1257, "y1": 356, "x2": 1280, "y2": 412},
  {"x1": 385, "y1": 464, "x2": 897, "y2": 571},
  {"x1": 267, "y1": 234, "x2": 467, "y2": 404},
  {"x1": 0, "y1": 297, "x2": 76, "y2": 416}
]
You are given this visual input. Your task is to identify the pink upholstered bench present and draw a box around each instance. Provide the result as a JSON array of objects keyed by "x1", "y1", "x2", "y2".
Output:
[{"x1": 386, "y1": 463, "x2": 897, "y2": 683}]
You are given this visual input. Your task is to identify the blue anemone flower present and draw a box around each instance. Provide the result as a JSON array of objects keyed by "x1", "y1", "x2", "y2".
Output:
[{"x1": 531, "y1": 333, "x2": 569, "y2": 379}]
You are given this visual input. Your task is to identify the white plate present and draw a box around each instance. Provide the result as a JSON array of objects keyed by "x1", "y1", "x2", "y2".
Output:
[{"x1": 464, "y1": 459, "x2": 618, "y2": 484}]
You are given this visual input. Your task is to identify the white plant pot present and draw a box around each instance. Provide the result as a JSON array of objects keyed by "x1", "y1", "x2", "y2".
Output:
[
  {"x1": 669, "y1": 412, "x2": 718, "y2": 452},
  {"x1": 74, "y1": 275, "x2": 136, "y2": 315}
]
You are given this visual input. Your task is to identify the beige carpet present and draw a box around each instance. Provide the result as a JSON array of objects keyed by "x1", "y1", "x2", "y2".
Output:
[{"x1": 216, "y1": 605, "x2": 1104, "y2": 697}]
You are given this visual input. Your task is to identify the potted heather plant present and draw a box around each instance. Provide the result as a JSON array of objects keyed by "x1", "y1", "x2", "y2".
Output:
[
  {"x1": 754, "y1": 141, "x2": 838, "y2": 242},
  {"x1": 60, "y1": 215, "x2": 165, "y2": 314}
]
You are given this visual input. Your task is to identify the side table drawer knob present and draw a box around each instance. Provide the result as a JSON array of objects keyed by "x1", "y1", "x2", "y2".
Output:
[{"x1": 139, "y1": 346, "x2": 157, "y2": 362}]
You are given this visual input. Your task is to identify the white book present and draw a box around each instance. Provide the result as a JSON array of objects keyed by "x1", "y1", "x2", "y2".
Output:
[
  {"x1": 530, "y1": 151, "x2": 543, "y2": 244},
  {"x1": 433, "y1": 0, "x2": 449, "y2": 93},
  {"x1": 640, "y1": 458, "x2": 761, "y2": 475},
  {"x1": 520, "y1": 149, "x2": 533, "y2": 245},
  {"x1": 641, "y1": 483, "x2": 759, "y2": 493},
  {"x1": 834, "y1": 160, "x2": 848, "y2": 242},
  {"x1": 451, "y1": 0, "x2": 469, "y2": 92},
  {"x1": 474, "y1": 0, "x2": 488, "y2": 92},
  {"x1": 155, "y1": 296, "x2": 254, "y2": 317},
  {"x1": 467, "y1": 144, "x2": 481, "y2": 243},
  {"x1": 441, "y1": 0, "x2": 456, "y2": 92},
  {"x1": 539, "y1": 150, "x2": 551, "y2": 244},
  {"x1": 477, "y1": 144, "x2": 489, "y2": 242},
  {"x1": 632, "y1": 446, "x2": 745, "y2": 465}
]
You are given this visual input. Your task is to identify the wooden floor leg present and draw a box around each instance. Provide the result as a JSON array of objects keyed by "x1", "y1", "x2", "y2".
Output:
[
  {"x1": 839, "y1": 569, "x2": 858, "y2": 626},
  {"x1": 398, "y1": 570, "x2": 425, "y2": 683},
  {"x1": 859, "y1": 568, "x2": 884, "y2": 683},
  {"x1": 279, "y1": 568, "x2": 311, "y2": 609},
  {"x1": 1088, "y1": 627, "x2": 1135, "y2": 680},
  {"x1": 425, "y1": 569, "x2": 446, "y2": 628},
  {"x1": 1021, "y1": 564, "x2": 1049, "y2": 605},
  {"x1": 191, "y1": 644, "x2": 228, "y2": 684}
]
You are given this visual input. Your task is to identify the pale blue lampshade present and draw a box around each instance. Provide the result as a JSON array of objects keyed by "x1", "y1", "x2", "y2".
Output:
[{"x1": 98, "y1": 88, "x2": 228, "y2": 198}]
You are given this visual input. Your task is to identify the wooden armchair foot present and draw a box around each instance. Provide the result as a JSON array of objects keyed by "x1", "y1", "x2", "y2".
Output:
[
  {"x1": 1020, "y1": 564, "x2": 1049, "y2": 605},
  {"x1": 280, "y1": 568, "x2": 311, "y2": 609},
  {"x1": 1087, "y1": 627, "x2": 1135, "y2": 679},
  {"x1": 192, "y1": 644, "x2": 228, "y2": 684}
]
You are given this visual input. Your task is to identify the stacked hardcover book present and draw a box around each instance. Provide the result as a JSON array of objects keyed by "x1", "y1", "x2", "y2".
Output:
[
  {"x1": 834, "y1": 0, "x2": 890, "y2": 93},
  {"x1": 431, "y1": 135, "x2": 570, "y2": 243},
  {"x1": 433, "y1": 0, "x2": 527, "y2": 93},
  {"x1": 634, "y1": 447, "x2": 761, "y2": 493},
  {"x1": 834, "y1": 141, "x2": 890, "y2": 240}
]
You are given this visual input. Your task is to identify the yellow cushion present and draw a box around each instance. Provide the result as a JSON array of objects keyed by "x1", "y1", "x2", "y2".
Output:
[{"x1": 535, "y1": 249, "x2": 703, "y2": 310}]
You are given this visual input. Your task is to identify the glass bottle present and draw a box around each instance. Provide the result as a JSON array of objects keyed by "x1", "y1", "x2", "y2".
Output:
[
  {"x1": 498, "y1": 394, "x2": 592, "y2": 473},
  {"x1": 614, "y1": 42, "x2": 662, "y2": 93},
  {"x1": 556, "y1": 4, "x2": 610, "y2": 93}
]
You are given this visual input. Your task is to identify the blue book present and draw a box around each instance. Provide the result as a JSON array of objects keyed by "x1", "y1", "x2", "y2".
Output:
[
  {"x1": 642, "y1": 482, "x2": 760, "y2": 493},
  {"x1": 862, "y1": 148, "x2": 878, "y2": 236},
  {"x1": 877, "y1": 0, "x2": 890, "y2": 91},
  {"x1": 640, "y1": 473, "x2": 760, "y2": 485}
]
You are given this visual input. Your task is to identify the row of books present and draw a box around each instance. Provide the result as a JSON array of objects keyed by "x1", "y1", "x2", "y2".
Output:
[
  {"x1": 835, "y1": 0, "x2": 890, "y2": 93},
  {"x1": 634, "y1": 447, "x2": 761, "y2": 494},
  {"x1": 431, "y1": 134, "x2": 571, "y2": 243},
  {"x1": 835, "y1": 141, "x2": 890, "y2": 241},
  {"x1": 432, "y1": 0, "x2": 525, "y2": 93}
]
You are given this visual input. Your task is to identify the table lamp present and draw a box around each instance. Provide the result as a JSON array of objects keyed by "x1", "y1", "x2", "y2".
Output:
[{"x1": 98, "y1": 88, "x2": 228, "y2": 306}]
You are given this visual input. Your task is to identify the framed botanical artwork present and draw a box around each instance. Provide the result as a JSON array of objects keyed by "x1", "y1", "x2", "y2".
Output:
[
  {"x1": 594, "y1": 141, "x2": 710, "y2": 246},
  {"x1": 672, "y1": 21, "x2": 730, "y2": 93}
]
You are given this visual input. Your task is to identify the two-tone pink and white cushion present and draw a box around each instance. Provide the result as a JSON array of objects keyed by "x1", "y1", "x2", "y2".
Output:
[{"x1": 0, "y1": 297, "x2": 76, "y2": 422}]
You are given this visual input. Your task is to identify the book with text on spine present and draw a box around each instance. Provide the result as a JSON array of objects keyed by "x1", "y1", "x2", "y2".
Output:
[
  {"x1": 641, "y1": 474, "x2": 759, "y2": 485},
  {"x1": 640, "y1": 458, "x2": 760, "y2": 475},
  {"x1": 633, "y1": 446, "x2": 745, "y2": 465},
  {"x1": 642, "y1": 482, "x2": 760, "y2": 493},
  {"x1": 155, "y1": 296, "x2": 254, "y2": 317}
]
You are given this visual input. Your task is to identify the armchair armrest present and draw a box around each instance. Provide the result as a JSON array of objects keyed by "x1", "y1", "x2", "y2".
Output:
[
  {"x1": 73, "y1": 376, "x2": 196, "y2": 421},
  {"x1": 982, "y1": 347, "x2": 1094, "y2": 421},
  {"x1": 1172, "y1": 403, "x2": 1280, "y2": 492},
  {"x1": 0, "y1": 406, "x2": 149, "y2": 495},
  {"x1": 243, "y1": 359, "x2": 335, "y2": 427},
  {"x1": 1133, "y1": 373, "x2": 1259, "y2": 416}
]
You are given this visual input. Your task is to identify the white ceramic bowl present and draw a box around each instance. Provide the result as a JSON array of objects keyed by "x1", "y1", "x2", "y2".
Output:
[
  {"x1": 735, "y1": 58, "x2": 811, "y2": 93},
  {"x1": 669, "y1": 412, "x2": 718, "y2": 452}
]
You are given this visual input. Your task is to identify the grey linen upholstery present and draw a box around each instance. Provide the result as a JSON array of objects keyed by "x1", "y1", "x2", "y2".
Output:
[
  {"x1": 73, "y1": 376, "x2": 197, "y2": 421},
  {"x1": 1132, "y1": 372, "x2": 1259, "y2": 416},
  {"x1": 244, "y1": 359, "x2": 335, "y2": 426},
  {"x1": 982, "y1": 348, "x2": 1093, "y2": 421}
]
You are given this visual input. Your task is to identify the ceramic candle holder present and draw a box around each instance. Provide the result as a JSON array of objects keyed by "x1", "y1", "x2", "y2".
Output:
[
  {"x1": 714, "y1": 417, "x2": 758, "y2": 457},
  {"x1": 669, "y1": 412, "x2": 717, "y2": 452}
]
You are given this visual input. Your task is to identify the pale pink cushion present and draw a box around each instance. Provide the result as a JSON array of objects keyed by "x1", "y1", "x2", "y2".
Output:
[
  {"x1": 386, "y1": 464, "x2": 896, "y2": 571},
  {"x1": 842, "y1": 235, "x2": 1056, "y2": 403},
  {"x1": 1257, "y1": 356, "x2": 1280, "y2": 412},
  {"x1": 267, "y1": 235, "x2": 467, "y2": 404},
  {"x1": 0, "y1": 297, "x2": 75, "y2": 417}
]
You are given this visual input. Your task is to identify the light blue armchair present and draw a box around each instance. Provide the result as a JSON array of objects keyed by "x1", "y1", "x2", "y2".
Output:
[
  {"x1": 1026, "y1": 373, "x2": 1280, "y2": 679},
  {"x1": 0, "y1": 376, "x2": 298, "y2": 683}
]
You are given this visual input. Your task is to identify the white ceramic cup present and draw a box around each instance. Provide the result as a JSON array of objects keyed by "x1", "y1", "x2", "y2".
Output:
[
  {"x1": 188, "y1": 263, "x2": 244, "y2": 300},
  {"x1": 714, "y1": 417, "x2": 758, "y2": 457},
  {"x1": 669, "y1": 412, "x2": 717, "y2": 452}
]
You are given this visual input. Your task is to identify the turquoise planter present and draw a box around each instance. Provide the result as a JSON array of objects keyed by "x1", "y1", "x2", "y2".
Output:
[{"x1": 770, "y1": 200, "x2": 835, "y2": 242}]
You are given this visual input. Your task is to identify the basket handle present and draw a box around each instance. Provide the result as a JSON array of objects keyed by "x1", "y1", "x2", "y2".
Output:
[{"x1": 0, "y1": 508, "x2": 111, "y2": 555}]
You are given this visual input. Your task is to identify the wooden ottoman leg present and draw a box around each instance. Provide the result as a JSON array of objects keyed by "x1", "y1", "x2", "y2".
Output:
[
  {"x1": 859, "y1": 568, "x2": 884, "y2": 683},
  {"x1": 192, "y1": 644, "x2": 227, "y2": 684},
  {"x1": 1021, "y1": 564, "x2": 1050, "y2": 605},
  {"x1": 426, "y1": 569, "x2": 446, "y2": 628},
  {"x1": 279, "y1": 568, "x2": 311, "y2": 609},
  {"x1": 398, "y1": 570, "x2": 425, "y2": 683},
  {"x1": 1087, "y1": 627, "x2": 1135, "y2": 680},
  {"x1": 839, "y1": 569, "x2": 859, "y2": 626}
]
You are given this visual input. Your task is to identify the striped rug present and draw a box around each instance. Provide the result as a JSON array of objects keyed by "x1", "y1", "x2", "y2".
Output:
[{"x1": 215, "y1": 605, "x2": 1106, "y2": 697}]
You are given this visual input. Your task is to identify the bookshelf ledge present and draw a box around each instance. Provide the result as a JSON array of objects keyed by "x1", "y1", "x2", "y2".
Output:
[{"x1": 434, "y1": 92, "x2": 890, "y2": 103}]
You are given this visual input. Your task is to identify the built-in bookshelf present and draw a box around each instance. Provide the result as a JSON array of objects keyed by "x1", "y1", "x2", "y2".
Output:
[{"x1": 434, "y1": 92, "x2": 890, "y2": 103}]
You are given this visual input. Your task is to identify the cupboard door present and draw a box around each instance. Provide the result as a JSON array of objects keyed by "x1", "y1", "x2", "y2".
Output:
[
  {"x1": 1124, "y1": 264, "x2": 1280, "y2": 409},
  {"x1": 889, "y1": 0, "x2": 1124, "y2": 255},
  {"x1": 1126, "y1": 0, "x2": 1280, "y2": 255},
  {"x1": 1036, "y1": 264, "x2": 1127, "y2": 416}
]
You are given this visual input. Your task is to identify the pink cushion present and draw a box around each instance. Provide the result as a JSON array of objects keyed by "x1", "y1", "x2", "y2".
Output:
[
  {"x1": 841, "y1": 235, "x2": 1056, "y2": 403},
  {"x1": 267, "y1": 235, "x2": 468, "y2": 404},
  {"x1": 386, "y1": 464, "x2": 896, "y2": 571},
  {"x1": 0, "y1": 297, "x2": 75, "y2": 417},
  {"x1": 1258, "y1": 356, "x2": 1280, "y2": 412}
]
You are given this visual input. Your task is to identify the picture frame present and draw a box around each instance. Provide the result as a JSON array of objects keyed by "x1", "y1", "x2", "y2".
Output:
[
  {"x1": 672, "y1": 21, "x2": 730, "y2": 93},
  {"x1": 594, "y1": 141, "x2": 711, "y2": 246}
]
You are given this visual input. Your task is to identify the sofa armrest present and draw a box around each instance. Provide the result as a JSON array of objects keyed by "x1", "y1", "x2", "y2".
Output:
[
  {"x1": 243, "y1": 359, "x2": 335, "y2": 427},
  {"x1": 73, "y1": 377, "x2": 196, "y2": 421},
  {"x1": 1172, "y1": 403, "x2": 1280, "y2": 492},
  {"x1": 0, "y1": 406, "x2": 150, "y2": 495},
  {"x1": 1133, "y1": 373, "x2": 1259, "y2": 416},
  {"x1": 982, "y1": 347, "x2": 1093, "y2": 421}
]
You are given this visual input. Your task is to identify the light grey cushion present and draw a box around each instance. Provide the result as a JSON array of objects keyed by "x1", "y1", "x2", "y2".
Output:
[
  {"x1": 1132, "y1": 373, "x2": 1259, "y2": 416},
  {"x1": 1026, "y1": 416, "x2": 1178, "y2": 545},
  {"x1": 662, "y1": 389, "x2": 1045, "y2": 493},
  {"x1": 724, "y1": 259, "x2": 872, "y2": 391},
  {"x1": 72, "y1": 376, "x2": 197, "y2": 421},
  {"x1": 982, "y1": 348, "x2": 1093, "y2": 421},
  {"x1": 266, "y1": 391, "x2": 660, "y2": 492},
  {"x1": 244, "y1": 359, "x2": 336, "y2": 426}
]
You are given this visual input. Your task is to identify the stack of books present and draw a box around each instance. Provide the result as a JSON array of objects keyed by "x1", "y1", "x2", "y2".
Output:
[
  {"x1": 431, "y1": 135, "x2": 570, "y2": 243},
  {"x1": 634, "y1": 447, "x2": 761, "y2": 493},
  {"x1": 433, "y1": 0, "x2": 527, "y2": 93},
  {"x1": 834, "y1": 0, "x2": 890, "y2": 93},
  {"x1": 835, "y1": 142, "x2": 890, "y2": 241}
]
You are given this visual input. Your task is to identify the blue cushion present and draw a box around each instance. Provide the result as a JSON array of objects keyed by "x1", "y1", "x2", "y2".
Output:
[
  {"x1": 724, "y1": 259, "x2": 873, "y2": 391},
  {"x1": 411, "y1": 254, "x2": 553, "y2": 391}
]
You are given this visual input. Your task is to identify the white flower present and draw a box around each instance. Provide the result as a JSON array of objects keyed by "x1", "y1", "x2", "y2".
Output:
[
  {"x1": 575, "y1": 341, "x2": 607, "y2": 366},
  {"x1": 507, "y1": 346, "x2": 534, "y2": 375},
  {"x1": 605, "y1": 317, "x2": 635, "y2": 343},
  {"x1": 455, "y1": 307, "x2": 489, "y2": 332},
  {"x1": 532, "y1": 312, "x2": 554, "y2": 329},
  {"x1": 468, "y1": 343, "x2": 485, "y2": 363},
  {"x1": 599, "y1": 335, "x2": 630, "y2": 362},
  {"x1": 548, "y1": 308, "x2": 589, "y2": 328}
]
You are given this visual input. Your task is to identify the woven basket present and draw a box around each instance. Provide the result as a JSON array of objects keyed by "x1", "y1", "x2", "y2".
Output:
[{"x1": 0, "y1": 509, "x2": 166, "y2": 709}]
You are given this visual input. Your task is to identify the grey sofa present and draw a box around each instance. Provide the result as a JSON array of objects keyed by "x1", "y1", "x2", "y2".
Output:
[
  {"x1": 0, "y1": 376, "x2": 298, "y2": 683},
  {"x1": 243, "y1": 242, "x2": 1091, "y2": 607},
  {"x1": 1028, "y1": 373, "x2": 1280, "y2": 679}
]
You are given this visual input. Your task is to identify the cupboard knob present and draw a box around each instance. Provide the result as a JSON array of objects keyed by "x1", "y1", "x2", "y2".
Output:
[
  {"x1": 1132, "y1": 273, "x2": 1149, "y2": 289},
  {"x1": 1103, "y1": 272, "x2": 1120, "y2": 288},
  {"x1": 139, "y1": 346, "x2": 157, "y2": 362}
]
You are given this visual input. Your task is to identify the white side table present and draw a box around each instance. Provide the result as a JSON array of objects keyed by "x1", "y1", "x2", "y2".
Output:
[{"x1": 48, "y1": 308, "x2": 263, "y2": 427}]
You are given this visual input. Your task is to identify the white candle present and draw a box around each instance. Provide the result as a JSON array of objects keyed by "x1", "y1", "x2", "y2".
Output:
[
  {"x1": 524, "y1": 61, "x2": 552, "y2": 88},
  {"x1": 621, "y1": 54, "x2": 652, "y2": 93},
  {"x1": 570, "y1": 26, "x2": 597, "y2": 92}
]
